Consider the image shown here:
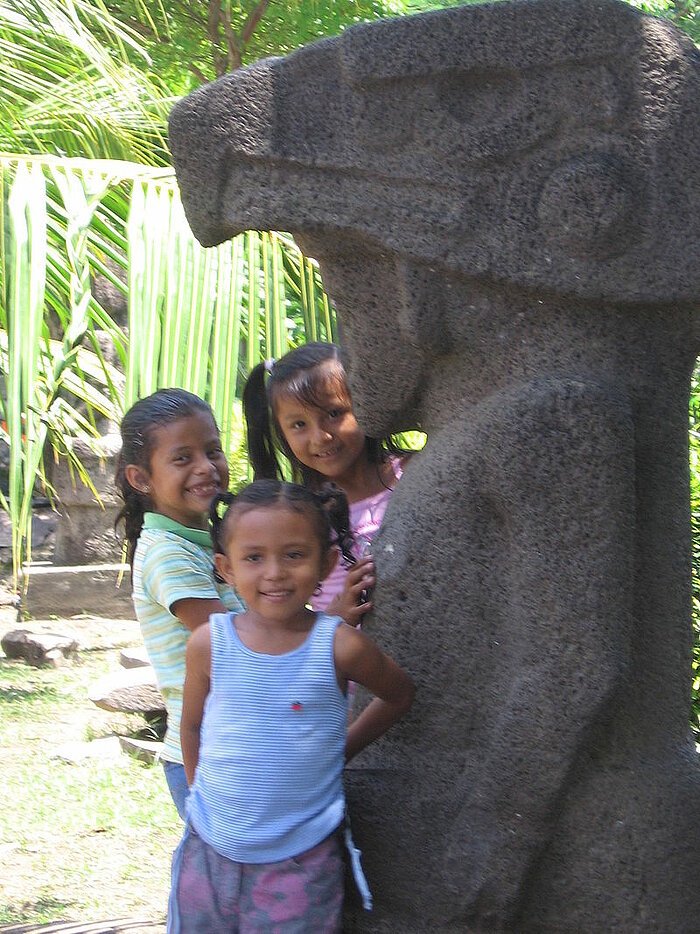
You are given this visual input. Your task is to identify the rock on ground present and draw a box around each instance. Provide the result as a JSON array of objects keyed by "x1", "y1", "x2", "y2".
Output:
[{"x1": 1, "y1": 629, "x2": 79, "y2": 668}]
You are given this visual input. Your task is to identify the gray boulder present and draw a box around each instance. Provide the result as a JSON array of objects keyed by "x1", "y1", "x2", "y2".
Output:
[
  {"x1": 1, "y1": 629, "x2": 79, "y2": 667},
  {"x1": 119, "y1": 646, "x2": 151, "y2": 669},
  {"x1": 89, "y1": 667, "x2": 165, "y2": 715}
]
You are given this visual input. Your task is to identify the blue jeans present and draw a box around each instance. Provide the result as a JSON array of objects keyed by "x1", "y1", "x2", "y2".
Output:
[{"x1": 163, "y1": 760, "x2": 189, "y2": 820}]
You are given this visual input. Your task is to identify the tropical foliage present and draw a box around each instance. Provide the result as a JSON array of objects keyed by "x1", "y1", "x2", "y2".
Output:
[
  {"x1": 108, "y1": 1, "x2": 407, "y2": 92},
  {"x1": 0, "y1": 0, "x2": 350, "y2": 583},
  {"x1": 1, "y1": 157, "x2": 126, "y2": 583},
  {"x1": 0, "y1": 156, "x2": 334, "y2": 583},
  {"x1": 0, "y1": 0, "x2": 173, "y2": 163},
  {"x1": 630, "y1": 0, "x2": 700, "y2": 43}
]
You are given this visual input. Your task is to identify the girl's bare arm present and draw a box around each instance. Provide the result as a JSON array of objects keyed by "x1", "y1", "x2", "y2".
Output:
[
  {"x1": 335, "y1": 623, "x2": 414, "y2": 761},
  {"x1": 172, "y1": 597, "x2": 229, "y2": 632},
  {"x1": 180, "y1": 624, "x2": 212, "y2": 785}
]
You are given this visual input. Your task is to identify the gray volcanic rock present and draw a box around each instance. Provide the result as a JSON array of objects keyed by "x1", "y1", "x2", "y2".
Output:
[
  {"x1": 1, "y1": 629, "x2": 79, "y2": 667},
  {"x1": 89, "y1": 668, "x2": 165, "y2": 716}
]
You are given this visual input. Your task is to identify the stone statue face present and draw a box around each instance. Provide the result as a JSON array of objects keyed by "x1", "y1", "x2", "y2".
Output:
[
  {"x1": 304, "y1": 244, "x2": 427, "y2": 437},
  {"x1": 168, "y1": 1, "x2": 699, "y2": 308}
]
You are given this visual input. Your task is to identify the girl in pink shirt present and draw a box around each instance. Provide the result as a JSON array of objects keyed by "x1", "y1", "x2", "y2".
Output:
[{"x1": 243, "y1": 342, "x2": 410, "y2": 624}]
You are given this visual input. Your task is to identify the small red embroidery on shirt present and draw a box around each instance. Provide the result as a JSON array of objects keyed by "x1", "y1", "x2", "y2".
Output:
[{"x1": 291, "y1": 701, "x2": 303, "y2": 711}]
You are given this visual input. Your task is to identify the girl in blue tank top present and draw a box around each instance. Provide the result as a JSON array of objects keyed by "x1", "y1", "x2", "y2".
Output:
[{"x1": 168, "y1": 479, "x2": 414, "y2": 934}]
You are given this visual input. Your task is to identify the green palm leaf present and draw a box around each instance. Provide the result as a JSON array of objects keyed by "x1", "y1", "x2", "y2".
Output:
[
  {"x1": 0, "y1": 154, "x2": 337, "y2": 584},
  {"x1": 0, "y1": 1, "x2": 172, "y2": 164}
]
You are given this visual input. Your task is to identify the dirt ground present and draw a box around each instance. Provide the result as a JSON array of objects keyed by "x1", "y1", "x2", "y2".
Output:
[
  {"x1": 0, "y1": 603, "x2": 142, "y2": 653},
  {"x1": 0, "y1": 587, "x2": 175, "y2": 933}
]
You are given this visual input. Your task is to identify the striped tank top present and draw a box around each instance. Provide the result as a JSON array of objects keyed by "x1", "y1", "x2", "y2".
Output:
[{"x1": 187, "y1": 611, "x2": 348, "y2": 863}]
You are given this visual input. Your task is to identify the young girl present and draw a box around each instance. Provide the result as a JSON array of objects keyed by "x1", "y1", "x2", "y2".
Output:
[
  {"x1": 115, "y1": 388, "x2": 243, "y2": 819},
  {"x1": 170, "y1": 479, "x2": 414, "y2": 933},
  {"x1": 243, "y1": 342, "x2": 411, "y2": 623}
]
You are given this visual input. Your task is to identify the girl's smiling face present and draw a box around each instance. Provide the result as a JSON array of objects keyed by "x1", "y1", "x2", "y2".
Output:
[
  {"x1": 217, "y1": 505, "x2": 336, "y2": 626},
  {"x1": 127, "y1": 412, "x2": 229, "y2": 529},
  {"x1": 274, "y1": 363, "x2": 367, "y2": 483}
]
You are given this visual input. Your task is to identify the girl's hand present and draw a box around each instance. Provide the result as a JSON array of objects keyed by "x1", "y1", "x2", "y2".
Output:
[
  {"x1": 335, "y1": 623, "x2": 414, "y2": 762},
  {"x1": 325, "y1": 556, "x2": 375, "y2": 626}
]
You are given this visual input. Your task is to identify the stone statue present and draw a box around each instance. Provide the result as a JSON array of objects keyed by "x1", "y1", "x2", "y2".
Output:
[{"x1": 169, "y1": 0, "x2": 700, "y2": 929}]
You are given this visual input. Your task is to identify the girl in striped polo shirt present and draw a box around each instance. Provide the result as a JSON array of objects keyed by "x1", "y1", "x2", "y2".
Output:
[
  {"x1": 169, "y1": 480, "x2": 414, "y2": 933},
  {"x1": 115, "y1": 389, "x2": 243, "y2": 819}
]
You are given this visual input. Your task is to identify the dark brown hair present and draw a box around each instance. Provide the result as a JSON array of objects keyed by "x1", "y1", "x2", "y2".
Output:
[
  {"x1": 114, "y1": 388, "x2": 216, "y2": 566},
  {"x1": 242, "y1": 341, "x2": 407, "y2": 487},
  {"x1": 210, "y1": 479, "x2": 355, "y2": 570}
]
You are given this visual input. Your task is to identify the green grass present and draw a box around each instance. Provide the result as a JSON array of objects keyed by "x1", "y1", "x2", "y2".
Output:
[
  {"x1": 0, "y1": 896, "x2": 76, "y2": 926},
  {"x1": 0, "y1": 646, "x2": 182, "y2": 926}
]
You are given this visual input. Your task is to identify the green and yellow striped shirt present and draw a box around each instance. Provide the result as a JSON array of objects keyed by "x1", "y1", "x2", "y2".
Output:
[{"x1": 132, "y1": 513, "x2": 242, "y2": 764}]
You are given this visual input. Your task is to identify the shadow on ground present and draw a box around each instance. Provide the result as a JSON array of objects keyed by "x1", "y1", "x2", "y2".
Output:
[{"x1": 0, "y1": 921, "x2": 165, "y2": 933}]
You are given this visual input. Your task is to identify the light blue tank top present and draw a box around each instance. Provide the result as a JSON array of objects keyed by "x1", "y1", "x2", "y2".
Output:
[{"x1": 187, "y1": 611, "x2": 348, "y2": 863}]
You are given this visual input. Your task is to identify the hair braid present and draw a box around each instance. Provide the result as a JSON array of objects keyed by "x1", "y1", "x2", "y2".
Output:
[
  {"x1": 115, "y1": 486, "x2": 149, "y2": 566},
  {"x1": 210, "y1": 491, "x2": 237, "y2": 554},
  {"x1": 316, "y1": 483, "x2": 355, "y2": 566}
]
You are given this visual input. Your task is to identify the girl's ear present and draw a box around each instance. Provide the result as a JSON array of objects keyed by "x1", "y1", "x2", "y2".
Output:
[
  {"x1": 124, "y1": 464, "x2": 151, "y2": 495},
  {"x1": 214, "y1": 552, "x2": 235, "y2": 586},
  {"x1": 321, "y1": 546, "x2": 338, "y2": 582}
]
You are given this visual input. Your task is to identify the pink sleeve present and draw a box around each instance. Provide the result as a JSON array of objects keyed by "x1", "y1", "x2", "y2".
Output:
[{"x1": 312, "y1": 472, "x2": 401, "y2": 612}]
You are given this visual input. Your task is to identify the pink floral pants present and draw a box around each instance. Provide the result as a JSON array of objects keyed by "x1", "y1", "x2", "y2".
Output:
[{"x1": 167, "y1": 824, "x2": 343, "y2": 933}]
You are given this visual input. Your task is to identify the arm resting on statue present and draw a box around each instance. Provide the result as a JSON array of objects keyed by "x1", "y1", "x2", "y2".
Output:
[{"x1": 447, "y1": 383, "x2": 635, "y2": 925}]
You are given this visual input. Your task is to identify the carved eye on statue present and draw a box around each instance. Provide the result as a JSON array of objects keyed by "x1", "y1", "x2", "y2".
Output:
[
  {"x1": 424, "y1": 70, "x2": 558, "y2": 163},
  {"x1": 438, "y1": 71, "x2": 522, "y2": 127},
  {"x1": 536, "y1": 153, "x2": 639, "y2": 258}
]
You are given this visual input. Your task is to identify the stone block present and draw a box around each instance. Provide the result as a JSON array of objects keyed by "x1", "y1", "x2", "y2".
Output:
[
  {"x1": 89, "y1": 667, "x2": 165, "y2": 715},
  {"x1": 1, "y1": 628, "x2": 79, "y2": 667},
  {"x1": 52, "y1": 505, "x2": 124, "y2": 566},
  {"x1": 120, "y1": 646, "x2": 151, "y2": 669},
  {"x1": 51, "y1": 433, "x2": 124, "y2": 565},
  {"x1": 51, "y1": 434, "x2": 121, "y2": 507},
  {"x1": 21, "y1": 563, "x2": 135, "y2": 620},
  {"x1": 0, "y1": 507, "x2": 56, "y2": 565}
]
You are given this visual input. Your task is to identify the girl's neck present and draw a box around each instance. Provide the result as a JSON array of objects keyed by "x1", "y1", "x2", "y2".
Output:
[
  {"x1": 323, "y1": 454, "x2": 398, "y2": 504},
  {"x1": 152, "y1": 509, "x2": 209, "y2": 531},
  {"x1": 233, "y1": 608, "x2": 315, "y2": 656}
]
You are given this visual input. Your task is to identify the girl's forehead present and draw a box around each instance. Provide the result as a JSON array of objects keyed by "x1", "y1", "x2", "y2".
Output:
[
  {"x1": 274, "y1": 364, "x2": 350, "y2": 412},
  {"x1": 229, "y1": 503, "x2": 318, "y2": 540},
  {"x1": 151, "y1": 411, "x2": 218, "y2": 444}
]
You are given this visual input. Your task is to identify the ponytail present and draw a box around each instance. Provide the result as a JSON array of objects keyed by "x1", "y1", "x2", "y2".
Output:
[
  {"x1": 316, "y1": 483, "x2": 355, "y2": 567},
  {"x1": 242, "y1": 361, "x2": 284, "y2": 480},
  {"x1": 114, "y1": 485, "x2": 148, "y2": 568}
]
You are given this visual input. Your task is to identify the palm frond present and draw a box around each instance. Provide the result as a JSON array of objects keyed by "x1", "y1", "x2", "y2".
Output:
[
  {"x1": 0, "y1": 1, "x2": 172, "y2": 163},
  {"x1": 0, "y1": 154, "x2": 337, "y2": 584}
]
